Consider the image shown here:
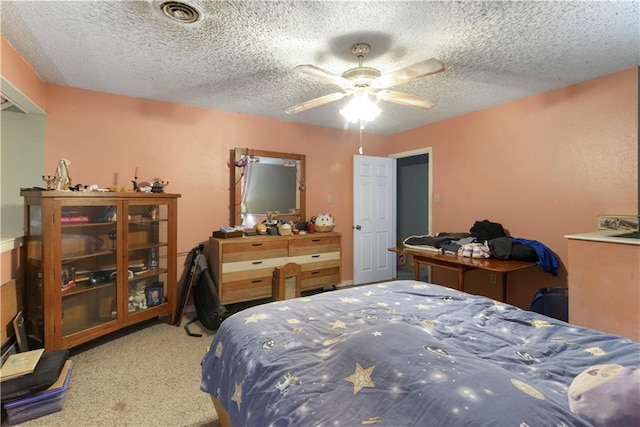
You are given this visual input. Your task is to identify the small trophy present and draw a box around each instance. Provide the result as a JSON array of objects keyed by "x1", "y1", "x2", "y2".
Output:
[{"x1": 42, "y1": 175, "x2": 56, "y2": 190}]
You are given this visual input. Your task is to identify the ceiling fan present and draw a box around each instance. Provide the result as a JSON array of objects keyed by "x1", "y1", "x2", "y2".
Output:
[{"x1": 284, "y1": 43, "x2": 445, "y2": 116}]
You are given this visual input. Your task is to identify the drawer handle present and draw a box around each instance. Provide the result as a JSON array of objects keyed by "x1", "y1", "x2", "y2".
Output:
[
  {"x1": 311, "y1": 239, "x2": 321, "y2": 242},
  {"x1": 251, "y1": 243, "x2": 263, "y2": 247},
  {"x1": 311, "y1": 271, "x2": 320, "y2": 275},
  {"x1": 251, "y1": 279, "x2": 263, "y2": 283},
  {"x1": 252, "y1": 261, "x2": 263, "y2": 265},
  {"x1": 311, "y1": 254, "x2": 320, "y2": 258}
]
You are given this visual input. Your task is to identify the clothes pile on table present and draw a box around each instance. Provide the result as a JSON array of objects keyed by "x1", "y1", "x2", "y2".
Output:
[{"x1": 402, "y1": 219, "x2": 559, "y2": 276}]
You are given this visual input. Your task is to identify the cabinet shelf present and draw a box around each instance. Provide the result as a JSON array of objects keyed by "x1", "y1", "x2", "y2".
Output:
[
  {"x1": 63, "y1": 319, "x2": 117, "y2": 337},
  {"x1": 61, "y1": 248, "x2": 116, "y2": 263},
  {"x1": 61, "y1": 221, "x2": 116, "y2": 229},
  {"x1": 22, "y1": 190, "x2": 180, "y2": 351},
  {"x1": 129, "y1": 268, "x2": 167, "y2": 282},
  {"x1": 62, "y1": 281, "x2": 114, "y2": 297},
  {"x1": 129, "y1": 219, "x2": 168, "y2": 226},
  {"x1": 129, "y1": 242, "x2": 168, "y2": 251}
]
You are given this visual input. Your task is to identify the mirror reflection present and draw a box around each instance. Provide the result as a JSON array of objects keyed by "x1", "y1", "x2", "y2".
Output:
[{"x1": 231, "y1": 148, "x2": 305, "y2": 228}]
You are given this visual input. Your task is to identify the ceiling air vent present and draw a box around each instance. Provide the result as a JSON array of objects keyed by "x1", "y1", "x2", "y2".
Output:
[{"x1": 158, "y1": 1, "x2": 201, "y2": 24}]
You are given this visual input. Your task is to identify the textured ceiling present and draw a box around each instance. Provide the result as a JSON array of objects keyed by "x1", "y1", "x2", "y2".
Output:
[{"x1": 1, "y1": 1, "x2": 638, "y2": 135}]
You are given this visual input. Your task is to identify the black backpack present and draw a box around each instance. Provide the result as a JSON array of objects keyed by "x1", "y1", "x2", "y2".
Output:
[
  {"x1": 530, "y1": 287, "x2": 568, "y2": 322},
  {"x1": 180, "y1": 246, "x2": 229, "y2": 337},
  {"x1": 191, "y1": 253, "x2": 229, "y2": 331}
]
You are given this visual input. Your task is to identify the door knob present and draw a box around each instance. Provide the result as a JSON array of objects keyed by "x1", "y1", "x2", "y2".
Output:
[{"x1": 354, "y1": 225, "x2": 361, "y2": 230}]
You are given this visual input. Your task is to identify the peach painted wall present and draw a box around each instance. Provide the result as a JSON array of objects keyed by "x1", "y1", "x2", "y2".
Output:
[
  {"x1": 387, "y1": 68, "x2": 638, "y2": 308},
  {"x1": 0, "y1": 36, "x2": 47, "y2": 111},
  {"x1": 4, "y1": 35, "x2": 637, "y2": 312},
  {"x1": 43, "y1": 84, "x2": 388, "y2": 279}
]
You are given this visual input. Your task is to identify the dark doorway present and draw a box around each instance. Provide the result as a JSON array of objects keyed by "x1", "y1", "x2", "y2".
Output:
[{"x1": 396, "y1": 153, "x2": 429, "y2": 280}]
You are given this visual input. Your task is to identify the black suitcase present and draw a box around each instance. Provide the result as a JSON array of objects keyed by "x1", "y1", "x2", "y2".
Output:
[{"x1": 530, "y1": 286, "x2": 568, "y2": 322}]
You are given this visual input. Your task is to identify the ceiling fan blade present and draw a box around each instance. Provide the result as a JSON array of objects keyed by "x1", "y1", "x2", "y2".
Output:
[
  {"x1": 372, "y1": 58, "x2": 444, "y2": 88},
  {"x1": 294, "y1": 65, "x2": 354, "y2": 89},
  {"x1": 376, "y1": 90, "x2": 437, "y2": 110},
  {"x1": 284, "y1": 92, "x2": 349, "y2": 115}
]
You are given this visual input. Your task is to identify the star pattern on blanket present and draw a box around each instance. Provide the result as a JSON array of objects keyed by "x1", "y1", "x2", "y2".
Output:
[
  {"x1": 584, "y1": 347, "x2": 606, "y2": 356},
  {"x1": 530, "y1": 319, "x2": 552, "y2": 328},
  {"x1": 332, "y1": 320, "x2": 347, "y2": 329},
  {"x1": 345, "y1": 363, "x2": 375, "y2": 395},
  {"x1": 231, "y1": 382, "x2": 243, "y2": 410},
  {"x1": 244, "y1": 314, "x2": 260, "y2": 324}
]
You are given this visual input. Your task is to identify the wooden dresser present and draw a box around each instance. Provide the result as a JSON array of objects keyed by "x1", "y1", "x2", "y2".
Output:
[{"x1": 208, "y1": 232, "x2": 341, "y2": 304}]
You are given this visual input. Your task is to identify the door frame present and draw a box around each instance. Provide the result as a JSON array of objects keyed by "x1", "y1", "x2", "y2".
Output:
[
  {"x1": 390, "y1": 147, "x2": 433, "y2": 237},
  {"x1": 389, "y1": 147, "x2": 433, "y2": 280}
]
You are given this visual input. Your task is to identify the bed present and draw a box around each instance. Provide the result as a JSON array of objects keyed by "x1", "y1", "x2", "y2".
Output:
[{"x1": 200, "y1": 280, "x2": 640, "y2": 426}]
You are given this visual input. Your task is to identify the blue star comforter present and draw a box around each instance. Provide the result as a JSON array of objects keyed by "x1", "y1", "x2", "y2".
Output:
[{"x1": 201, "y1": 280, "x2": 639, "y2": 426}]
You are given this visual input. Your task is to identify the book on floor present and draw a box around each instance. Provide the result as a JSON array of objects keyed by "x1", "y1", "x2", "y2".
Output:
[{"x1": 0, "y1": 349, "x2": 45, "y2": 382}]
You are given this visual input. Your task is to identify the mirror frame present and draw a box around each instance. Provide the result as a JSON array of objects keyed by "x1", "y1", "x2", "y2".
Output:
[{"x1": 231, "y1": 148, "x2": 306, "y2": 228}]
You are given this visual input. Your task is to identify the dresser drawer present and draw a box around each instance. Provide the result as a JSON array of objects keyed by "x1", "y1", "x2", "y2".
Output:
[
  {"x1": 289, "y1": 235, "x2": 341, "y2": 256},
  {"x1": 218, "y1": 275, "x2": 273, "y2": 305},
  {"x1": 222, "y1": 240, "x2": 288, "y2": 263},
  {"x1": 222, "y1": 257, "x2": 288, "y2": 274},
  {"x1": 301, "y1": 266, "x2": 341, "y2": 290},
  {"x1": 289, "y1": 251, "x2": 340, "y2": 267}
]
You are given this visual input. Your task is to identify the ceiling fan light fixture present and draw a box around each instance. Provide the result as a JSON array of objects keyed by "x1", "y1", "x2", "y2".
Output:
[{"x1": 339, "y1": 93, "x2": 381, "y2": 123}]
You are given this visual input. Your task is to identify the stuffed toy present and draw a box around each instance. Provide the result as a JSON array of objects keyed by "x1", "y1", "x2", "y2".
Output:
[
  {"x1": 314, "y1": 212, "x2": 336, "y2": 232},
  {"x1": 256, "y1": 222, "x2": 268, "y2": 235},
  {"x1": 277, "y1": 220, "x2": 292, "y2": 236},
  {"x1": 568, "y1": 364, "x2": 640, "y2": 427}
]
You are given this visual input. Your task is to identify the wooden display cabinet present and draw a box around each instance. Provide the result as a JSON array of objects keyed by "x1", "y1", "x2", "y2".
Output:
[{"x1": 21, "y1": 190, "x2": 180, "y2": 350}]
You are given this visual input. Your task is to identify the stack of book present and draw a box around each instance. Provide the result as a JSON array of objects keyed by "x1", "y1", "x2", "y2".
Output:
[
  {"x1": 3, "y1": 360, "x2": 74, "y2": 425},
  {"x1": 1, "y1": 349, "x2": 73, "y2": 425}
]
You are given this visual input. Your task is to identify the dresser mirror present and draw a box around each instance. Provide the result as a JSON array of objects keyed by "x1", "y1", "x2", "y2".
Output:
[{"x1": 231, "y1": 148, "x2": 306, "y2": 228}]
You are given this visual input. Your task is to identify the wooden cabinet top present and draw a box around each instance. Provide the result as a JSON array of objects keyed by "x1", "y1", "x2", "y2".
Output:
[
  {"x1": 210, "y1": 231, "x2": 341, "y2": 246},
  {"x1": 21, "y1": 190, "x2": 181, "y2": 199}
]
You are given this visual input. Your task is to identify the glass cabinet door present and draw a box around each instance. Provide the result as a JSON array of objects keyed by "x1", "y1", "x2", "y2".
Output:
[
  {"x1": 25, "y1": 203, "x2": 44, "y2": 345},
  {"x1": 60, "y1": 204, "x2": 119, "y2": 338},
  {"x1": 126, "y1": 203, "x2": 168, "y2": 315}
]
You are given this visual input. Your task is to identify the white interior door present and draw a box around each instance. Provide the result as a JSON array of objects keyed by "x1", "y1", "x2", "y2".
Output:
[{"x1": 353, "y1": 155, "x2": 396, "y2": 285}]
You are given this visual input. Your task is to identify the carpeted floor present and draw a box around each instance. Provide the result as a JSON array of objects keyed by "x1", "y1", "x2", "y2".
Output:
[{"x1": 3, "y1": 313, "x2": 220, "y2": 427}]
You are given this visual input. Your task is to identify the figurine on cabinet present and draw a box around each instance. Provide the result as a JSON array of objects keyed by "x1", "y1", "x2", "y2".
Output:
[
  {"x1": 128, "y1": 281, "x2": 147, "y2": 310},
  {"x1": 54, "y1": 158, "x2": 72, "y2": 191}
]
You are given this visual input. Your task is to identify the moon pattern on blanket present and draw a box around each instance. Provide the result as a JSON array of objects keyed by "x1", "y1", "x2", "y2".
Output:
[{"x1": 511, "y1": 379, "x2": 545, "y2": 400}]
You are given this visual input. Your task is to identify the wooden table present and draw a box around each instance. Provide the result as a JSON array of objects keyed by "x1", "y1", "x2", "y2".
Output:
[{"x1": 389, "y1": 247, "x2": 537, "y2": 302}]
